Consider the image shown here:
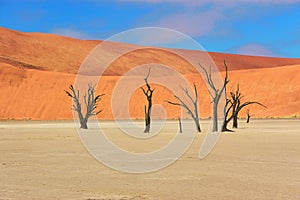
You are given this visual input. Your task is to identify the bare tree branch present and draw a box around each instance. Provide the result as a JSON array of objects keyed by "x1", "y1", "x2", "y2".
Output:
[
  {"x1": 199, "y1": 63, "x2": 217, "y2": 92},
  {"x1": 65, "y1": 84, "x2": 104, "y2": 129},
  {"x1": 228, "y1": 84, "x2": 267, "y2": 128},
  {"x1": 200, "y1": 60, "x2": 230, "y2": 132},
  {"x1": 166, "y1": 84, "x2": 201, "y2": 132}
]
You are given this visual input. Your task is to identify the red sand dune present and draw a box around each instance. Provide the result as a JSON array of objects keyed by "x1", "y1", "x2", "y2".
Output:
[{"x1": 0, "y1": 27, "x2": 299, "y2": 120}]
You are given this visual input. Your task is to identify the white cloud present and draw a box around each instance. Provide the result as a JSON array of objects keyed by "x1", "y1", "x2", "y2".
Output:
[
  {"x1": 124, "y1": 0, "x2": 300, "y2": 38},
  {"x1": 232, "y1": 43, "x2": 276, "y2": 57}
]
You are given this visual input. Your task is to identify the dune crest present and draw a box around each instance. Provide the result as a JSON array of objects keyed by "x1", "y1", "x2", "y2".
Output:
[{"x1": 0, "y1": 27, "x2": 299, "y2": 120}]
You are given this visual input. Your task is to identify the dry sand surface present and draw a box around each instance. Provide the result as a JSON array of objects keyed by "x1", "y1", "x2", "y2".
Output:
[{"x1": 0, "y1": 119, "x2": 299, "y2": 199}]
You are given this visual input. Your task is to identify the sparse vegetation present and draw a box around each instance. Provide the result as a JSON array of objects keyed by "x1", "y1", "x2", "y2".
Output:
[
  {"x1": 65, "y1": 83, "x2": 104, "y2": 129},
  {"x1": 229, "y1": 84, "x2": 266, "y2": 129},
  {"x1": 291, "y1": 114, "x2": 299, "y2": 118},
  {"x1": 141, "y1": 69, "x2": 154, "y2": 133},
  {"x1": 222, "y1": 84, "x2": 266, "y2": 131},
  {"x1": 246, "y1": 109, "x2": 251, "y2": 123},
  {"x1": 199, "y1": 60, "x2": 229, "y2": 132},
  {"x1": 166, "y1": 83, "x2": 201, "y2": 133}
]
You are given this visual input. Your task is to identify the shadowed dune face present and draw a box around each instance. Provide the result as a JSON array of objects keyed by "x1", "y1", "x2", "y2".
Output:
[{"x1": 0, "y1": 27, "x2": 299, "y2": 120}]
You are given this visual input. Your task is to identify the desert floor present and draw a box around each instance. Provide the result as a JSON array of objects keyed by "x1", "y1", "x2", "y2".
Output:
[{"x1": 0, "y1": 119, "x2": 299, "y2": 200}]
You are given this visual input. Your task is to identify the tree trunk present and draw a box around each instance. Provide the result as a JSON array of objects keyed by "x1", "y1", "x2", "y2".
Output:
[
  {"x1": 178, "y1": 117, "x2": 182, "y2": 133},
  {"x1": 196, "y1": 123, "x2": 201, "y2": 133},
  {"x1": 221, "y1": 120, "x2": 234, "y2": 132},
  {"x1": 144, "y1": 122, "x2": 150, "y2": 133},
  {"x1": 221, "y1": 119, "x2": 228, "y2": 132},
  {"x1": 246, "y1": 114, "x2": 250, "y2": 123},
  {"x1": 80, "y1": 119, "x2": 88, "y2": 129},
  {"x1": 144, "y1": 100, "x2": 152, "y2": 133},
  {"x1": 212, "y1": 101, "x2": 218, "y2": 132},
  {"x1": 77, "y1": 112, "x2": 88, "y2": 129},
  {"x1": 194, "y1": 107, "x2": 201, "y2": 132},
  {"x1": 193, "y1": 117, "x2": 201, "y2": 133},
  {"x1": 233, "y1": 115, "x2": 238, "y2": 128}
]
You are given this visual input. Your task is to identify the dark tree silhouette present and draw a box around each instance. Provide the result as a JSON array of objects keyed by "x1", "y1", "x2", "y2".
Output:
[
  {"x1": 229, "y1": 84, "x2": 266, "y2": 128},
  {"x1": 221, "y1": 80, "x2": 233, "y2": 132},
  {"x1": 246, "y1": 109, "x2": 251, "y2": 123},
  {"x1": 199, "y1": 60, "x2": 229, "y2": 132},
  {"x1": 221, "y1": 84, "x2": 266, "y2": 131},
  {"x1": 178, "y1": 117, "x2": 183, "y2": 133},
  {"x1": 65, "y1": 83, "x2": 104, "y2": 129},
  {"x1": 166, "y1": 83, "x2": 201, "y2": 132},
  {"x1": 141, "y1": 69, "x2": 154, "y2": 133},
  {"x1": 221, "y1": 99, "x2": 234, "y2": 132}
]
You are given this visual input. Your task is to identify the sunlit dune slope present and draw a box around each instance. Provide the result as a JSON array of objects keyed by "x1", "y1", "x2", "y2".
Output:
[
  {"x1": 0, "y1": 63, "x2": 299, "y2": 120},
  {"x1": 0, "y1": 27, "x2": 299, "y2": 119}
]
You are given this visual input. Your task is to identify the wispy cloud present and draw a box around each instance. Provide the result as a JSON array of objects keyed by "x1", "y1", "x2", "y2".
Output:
[
  {"x1": 153, "y1": 7, "x2": 222, "y2": 37},
  {"x1": 125, "y1": 0, "x2": 300, "y2": 38},
  {"x1": 120, "y1": 0, "x2": 300, "y2": 5},
  {"x1": 231, "y1": 43, "x2": 277, "y2": 57},
  {"x1": 51, "y1": 28, "x2": 95, "y2": 40}
]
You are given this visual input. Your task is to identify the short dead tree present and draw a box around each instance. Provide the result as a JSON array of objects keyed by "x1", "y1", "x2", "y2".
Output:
[
  {"x1": 166, "y1": 83, "x2": 201, "y2": 133},
  {"x1": 178, "y1": 117, "x2": 183, "y2": 133},
  {"x1": 229, "y1": 84, "x2": 266, "y2": 128},
  {"x1": 141, "y1": 69, "x2": 154, "y2": 133},
  {"x1": 65, "y1": 83, "x2": 104, "y2": 129},
  {"x1": 246, "y1": 109, "x2": 251, "y2": 123},
  {"x1": 199, "y1": 60, "x2": 229, "y2": 132}
]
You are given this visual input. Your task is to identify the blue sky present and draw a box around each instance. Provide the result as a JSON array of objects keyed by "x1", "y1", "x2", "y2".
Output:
[{"x1": 0, "y1": 0, "x2": 299, "y2": 58}]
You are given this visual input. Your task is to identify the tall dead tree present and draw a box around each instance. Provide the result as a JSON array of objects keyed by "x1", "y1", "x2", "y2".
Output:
[
  {"x1": 65, "y1": 83, "x2": 104, "y2": 129},
  {"x1": 166, "y1": 83, "x2": 201, "y2": 132},
  {"x1": 229, "y1": 84, "x2": 266, "y2": 128},
  {"x1": 141, "y1": 69, "x2": 154, "y2": 133},
  {"x1": 199, "y1": 60, "x2": 229, "y2": 132}
]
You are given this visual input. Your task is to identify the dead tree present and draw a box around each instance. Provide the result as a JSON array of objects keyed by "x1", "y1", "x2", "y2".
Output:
[
  {"x1": 65, "y1": 83, "x2": 104, "y2": 129},
  {"x1": 221, "y1": 99, "x2": 234, "y2": 132},
  {"x1": 141, "y1": 69, "x2": 154, "y2": 133},
  {"x1": 230, "y1": 84, "x2": 266, "y2": 128},
  {"x1": 178, "y1": 117, "x2": 183, "y2": 133},
  {"x1": 166, "y1": 83, "x2": 201, "y2": 132},
  {"x1": 199, "y1": 60, "x2": 229, "y2": 132},
  {"x1": 246, "y1": 109, "x2": 251, "y2": 123}
]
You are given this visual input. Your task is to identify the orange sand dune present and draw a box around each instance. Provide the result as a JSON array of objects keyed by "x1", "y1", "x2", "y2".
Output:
[
  {"x1": 0, "y1": 63, "x2": 299, "y2": 120},
  {"x1": 0, "y1": 27, "x2": 299, "y2": 119},
  {"x1": 1, "y1": 26, "x2": 300, "y2": 74}
]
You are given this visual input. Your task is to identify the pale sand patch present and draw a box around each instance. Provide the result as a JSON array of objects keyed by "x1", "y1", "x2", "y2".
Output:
[{"x1": 0, "y1": 119, "x2": 299, "y2": 199}]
